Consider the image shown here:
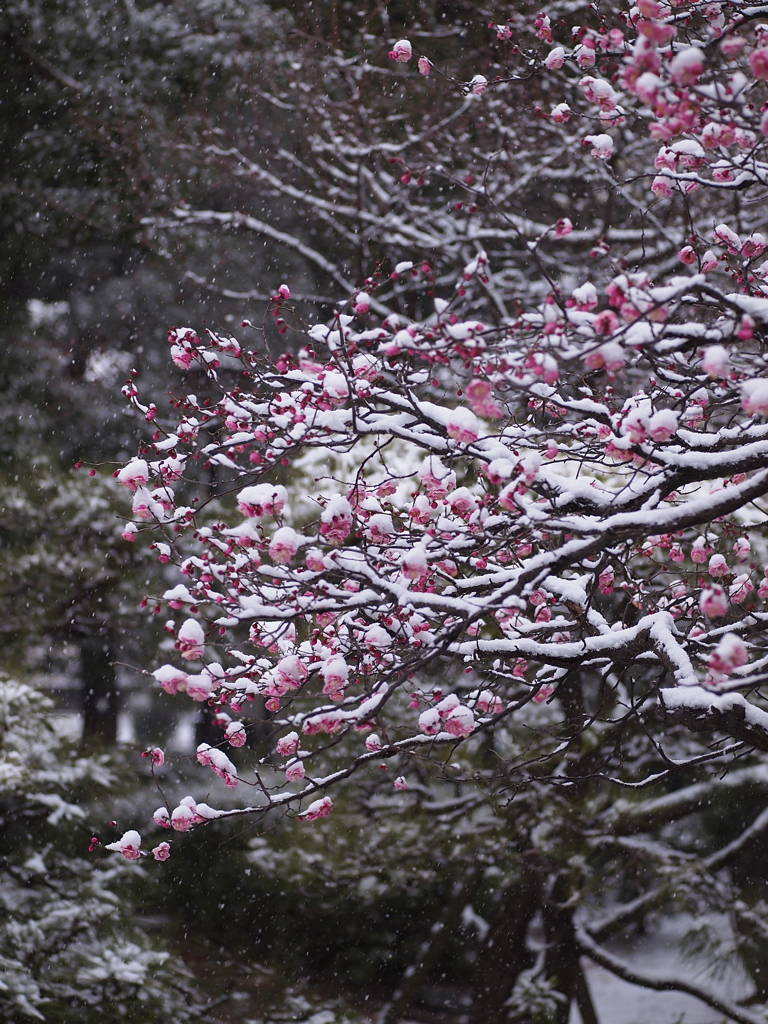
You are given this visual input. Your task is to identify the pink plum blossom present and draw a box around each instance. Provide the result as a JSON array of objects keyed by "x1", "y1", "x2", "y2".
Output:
[
  {"x1": 702, "y1": 345, "x2": 729, "y2": 377},
  {"x1": 105, "y1": 830, "x2": 142, "y2": 860},
  {"x1": 532, "y1": 684, "x2": 555, "y2": 704},
  {"x1": 401, "y1": 546, "x2": 429, "y2": 580},
  {"x1": 708, "y1": 554, "x2": 728, "y2": 578},
  {"x1": 171, "y1": 802, "x2": 197, "y2": 832},
  {"x1": 286, "y1": 761, "x2": 306, "y2": 782},
  {"x1": 669, "y1": 47, "x2": 704, "y2": 85},
  {"x1": 153, "y1": 665, "x2": 189, "y2": 694},
  {"x1": 700, "y1": 586, "x2": 728, "y2": 618},
  {"x1": 593, "y1": 310, "x2": 618, "y2": 335},
  {"x1": 176, "y1": 619, "x2": 205, "y2": 660},
  {"x1": 300, "y1": 796, "x2": 333, "y2": 821},
  {"x1": 733, "y1": 538, "x2": 751, "y2": 562},
  {"x1": 152, "y1": 842, "x2": 171, "y2": 861},
  {"x1": 237, "y1": 483, "x2": 287, "y2": 519},
  {"x1": 153, "y1": 806, "x2": 171, "y2": 828},
  {"x1": 117, "y1": 458, "x2": 149, "y2": 491},
  {"x1": 708, "y1": 632, "x2": 748, "y2": 679},
  {"x1": 319, "y1": 495, "x2": 353, "y2": 543},
  {"x1": 691, "y1": 537, "x2": 712, "y2": 564},
  {"x1": 750, "y1": 48, "x2": 768, "y2": 80},
  {"x1": 321, "y1": 654, "x2": 349, "y2": 695},
  {"x1": 389, "y1": 39, "x2": 412, "y2": 62},
  {"x1": 419, "y1": 455, "x2": 456, "y2": 499},
  {"x1": 225, "y1": 721, "x2": 247, "y2": 747},
  {"x1": 446, "y1": 407, "x2": 481, "y2": 443},
  {"x1": 742, "y1": 379, "x2": 768, "y2": 417},
  {"x1": 276, "y1": 731, "x2": 300, "y2": 757},
  {"x1": 443, "y1": 704, "x2": 475, "y2": 737},
  {"x1": 584, "y1": 134, "x2": 614, "y2": 160},
  {"x1": 269, "y1": 526, "x2": 301, "y2": 564},
  {"x1": 730, "y1": 574, "x2": 754, "y2": 604}
]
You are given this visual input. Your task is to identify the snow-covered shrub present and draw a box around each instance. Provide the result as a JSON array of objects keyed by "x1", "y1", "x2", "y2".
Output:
[{"x1": 0, "y1": 678, "x2": 197, "y2": 1022}]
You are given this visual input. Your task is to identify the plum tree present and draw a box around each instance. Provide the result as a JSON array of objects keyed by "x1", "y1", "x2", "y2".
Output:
[{"x1": 108, "y1": 3, "x2": 768, "y2": 1021}]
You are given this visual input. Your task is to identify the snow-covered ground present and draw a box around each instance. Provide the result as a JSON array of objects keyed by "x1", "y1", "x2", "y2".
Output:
[{"x1": 571, "y1": 918, "x2": 750, "y2": 1024}]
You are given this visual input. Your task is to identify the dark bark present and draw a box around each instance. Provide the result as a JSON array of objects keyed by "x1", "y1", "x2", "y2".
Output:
[
  {"x1": 471, "y1": 872, "x2": 539, "y2": 1024},
  {"x1": 80, "y1": 632, "x2": 118, "y2": 748},
  {"x1": 543, "y1": 876, "x2": 598, "y2": 1024}
]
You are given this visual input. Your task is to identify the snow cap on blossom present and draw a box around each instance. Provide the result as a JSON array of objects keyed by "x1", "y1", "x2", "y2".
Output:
[
  {"x1": 419, "y1": 455, "x2": 456, "y2": 498},
  {"x1": 275, "y1": 654, "x2": 308, "y2": 690},
  {"x1": 269, "y1": 526, "x2": 302, "y2": 564},
  {"x1": 729, "y1": 574, "x2": 754, "y2": 604},
  {"x1": 472, "y1": 690, "x2": 503, "y2": 714},
  {"x1": 300, "y1": 796, "x2": 333, "y2": 821},
  {"x1": 741, "y1": 379, "x2": 768, "y2": 417},
  {"x1": 389, "y1": 38, "x2": 412, "y2": 62},
  {"x1": 321, "y1": 654, "x2": 349, "y2": 695},
  {"x1": 117, "y1": 458, "x2": 149, "y2": 492},
  {"x1": 319, "y1": 495, "x2": 353, "y2": 543},
  {"x1": 276, "y1": 731, "x2": 300, "y2": 757},
  {"x1": 700, "y1": 586, "x2": 728, "y2": 618},
  {"x1": 702, "y1": 345, "x2": 729, "y2": 377},
  {"x1": 153, "y1": 806, "x2": 171, "y2": 828},
  {"x1": 545, "y1": 46, "x2": 565, "y2": 69},
  {"x1": 647, "y1": 409, "x2": 678, "y2": 442},
  {"x1": 469, "y1": 74, "x2": 488, "y2": 95},
  {"x1": 323, "y1": 371, "x2": 350, "y2": 404},
  {"x1": 708, "y1": 554, "x2": 728, "y2": 578},
  {"x1": 733, "y1": 538, "x2": 751, "y2": 562},
  {"x1": 225, "y1": 721, "x2": 247, "y2": 747},
  {"x1": 708, "y1": 632, "x2": 749, "y2": 680},
  {"x1": 669, "y1": 47, "x2": 705, "y2": 85},
  {"x1": 237, "y1": 483, "x2": 287, "y2": 519},
  {"x1": 196, "y1": 743, "x2": 239, "y2": 787},
  {"x1": 176, "y1": 618, "x2": 205, "y2": 660},
  {"x1": 401, "y1": 545, "x2": 429, "y2": 580},
  {"x1": 286, "y1": 761, "x2": 305, "y2": 781},
  {"x1": 584, "y1": 134, "x2": 614, "y2": 160},
  {"x1": 105, "y1": 830, "x2": 142, "y2": 860},
  {"x1": 170, "y1": 804, "x2": 196, "y2": 831},
  {"x1": 153, "y1": 665, "x2": 189, "y2": 694},
  {"x1": 446, "y1": 406, "x2": 481, "y2": 443},
  {"x1": 550, "y1": 103, "x2": 571, "y2": 122},
  {"x1": 185, "y1": 670, "x2": 217, "y2": 702}
]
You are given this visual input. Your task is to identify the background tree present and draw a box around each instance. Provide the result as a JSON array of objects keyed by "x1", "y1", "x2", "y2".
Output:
[{"x1": 0, "y1": 676, "x2": 199, "y2": 1021}]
